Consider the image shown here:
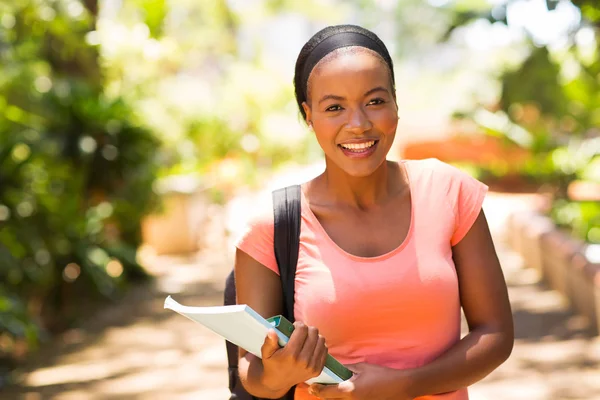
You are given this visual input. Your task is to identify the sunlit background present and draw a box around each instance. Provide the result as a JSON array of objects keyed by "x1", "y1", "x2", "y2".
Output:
[{"x1": 1, "y1": 0, "x2": 599, "y2": 399}]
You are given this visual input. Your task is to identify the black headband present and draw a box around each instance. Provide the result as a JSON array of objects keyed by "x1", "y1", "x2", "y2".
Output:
[{"x1": 301, "y1": 31, "x2": 388, "y2": 97}]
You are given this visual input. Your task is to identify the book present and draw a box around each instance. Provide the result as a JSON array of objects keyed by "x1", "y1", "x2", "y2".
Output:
[
  {"x1": 266, "y1": 315, "x2": 353, "y2": 381},
  {"x1": 164, "y1": 296, "x2": 352, "y2": 385}
]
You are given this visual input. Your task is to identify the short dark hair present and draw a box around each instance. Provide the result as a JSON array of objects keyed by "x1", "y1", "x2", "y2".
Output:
[{"x1": 293, "y1": 24, "x2": 395, "y2": 121}]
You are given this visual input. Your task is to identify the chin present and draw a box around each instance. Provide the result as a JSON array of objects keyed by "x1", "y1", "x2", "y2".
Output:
[{"x1": 338, "y1": 159, "x2": 386, "y2": 178}]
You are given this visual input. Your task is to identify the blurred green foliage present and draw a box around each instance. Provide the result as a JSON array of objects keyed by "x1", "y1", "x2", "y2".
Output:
[
  {"x1": 448, "y1": 0, "x2": 600, "y2": 243},
  {"x1": 0, "y1": 0, "x2": 349, "y2": 367},
  {"x1": 0, "y1": 0, "x2": 160, "y2": 363}
]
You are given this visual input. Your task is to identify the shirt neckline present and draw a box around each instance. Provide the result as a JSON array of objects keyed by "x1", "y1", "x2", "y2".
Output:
[{"x1": 300, "y1": 160, "x2": 415, "y2": 263}]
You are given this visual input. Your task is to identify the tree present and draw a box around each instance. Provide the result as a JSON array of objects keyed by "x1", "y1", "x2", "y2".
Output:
[{"x1": 0, "y1": 0, "x2": 162, "y2": 363}]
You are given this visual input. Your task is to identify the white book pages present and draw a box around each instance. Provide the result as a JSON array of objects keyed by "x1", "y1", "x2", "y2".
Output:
[{"x1": 164, "y1": 296, "x2": 342, "y2": 385}]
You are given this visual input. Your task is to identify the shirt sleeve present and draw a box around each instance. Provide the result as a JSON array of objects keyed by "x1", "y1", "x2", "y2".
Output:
[
  {"x1": 234, "y1": 201, "x2": 280, "y2": 275},
  {"x1": 434, "y1": 160, "x2": 489, "y2": 246}
]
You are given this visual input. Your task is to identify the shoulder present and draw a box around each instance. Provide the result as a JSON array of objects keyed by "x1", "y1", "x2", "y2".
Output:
[
  {"x1": 406, "y1": 158, "x2": 485, "y2": 194},
  {"x1": 406, "y1": 157, "x2": 471, "y2": 181},
  {"x1": 234, "y1": 191, "x2": 275, "y2": 242},
  {"x1": 233, "y1": 190, "x2": 278, "y2": 273}
]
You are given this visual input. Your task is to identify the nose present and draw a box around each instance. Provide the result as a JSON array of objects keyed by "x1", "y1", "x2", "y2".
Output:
[{"x1": 345, "y1": 106, "x2": 372, "y2": 134}]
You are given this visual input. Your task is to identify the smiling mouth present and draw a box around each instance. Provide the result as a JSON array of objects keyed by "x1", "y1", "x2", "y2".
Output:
[{"x1": 338, "y1": 140, "x2": 378, "y2": 152}]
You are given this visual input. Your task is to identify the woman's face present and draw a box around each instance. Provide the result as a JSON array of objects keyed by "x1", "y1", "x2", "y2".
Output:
[{"x1": 302, "y1": 48, "x2": 398, "y2": 178}]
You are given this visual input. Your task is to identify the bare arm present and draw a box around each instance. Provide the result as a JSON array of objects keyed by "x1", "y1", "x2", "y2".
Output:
[
  {"x1": 403, "y1": 210, "x2": 514, "y2": 397},
  {"x1": 235, "y1": 248, "x2": 328, "y2": 399},
  {"x1": 234, "y1": 248, "x2": 290, "y2": 398}
]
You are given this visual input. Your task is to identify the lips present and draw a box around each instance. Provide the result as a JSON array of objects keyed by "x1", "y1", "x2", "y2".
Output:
[
  {"x1": 338, "y1": 140, "x2": 379, "y2": 158},
  {"x1": 339, "y1": 140, "x2": 377, "y2": 151}
]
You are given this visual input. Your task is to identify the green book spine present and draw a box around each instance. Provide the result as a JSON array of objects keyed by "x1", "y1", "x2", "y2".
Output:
[{"x1": 266, "y1": 315, "x2": 353, "y2": 381}]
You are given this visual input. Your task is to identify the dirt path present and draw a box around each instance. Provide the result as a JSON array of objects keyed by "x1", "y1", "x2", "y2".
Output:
[{"x1": 2, "y1": 167, "x2": 599, "y2": 400}]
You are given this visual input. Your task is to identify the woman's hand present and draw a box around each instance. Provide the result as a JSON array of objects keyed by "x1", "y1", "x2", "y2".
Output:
[
  {"x1": 260, "y1": 322, "x2": 329, "y2": 392},
  {"x1": 308, "y1": 363, "x2": 414, "y2": 400}
]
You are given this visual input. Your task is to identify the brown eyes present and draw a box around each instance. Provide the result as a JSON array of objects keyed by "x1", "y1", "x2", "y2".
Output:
[
  {"x1": 368, "y1": 98, "x2": 385, "y2": 105},
  {"x1": 325, "y1": 98, "x2": 385, "y2": 112}
]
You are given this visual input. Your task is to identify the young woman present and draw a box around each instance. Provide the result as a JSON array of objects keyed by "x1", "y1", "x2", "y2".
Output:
[{"x1": 234, "y1": 24, "x2": 514, "y2": 400}]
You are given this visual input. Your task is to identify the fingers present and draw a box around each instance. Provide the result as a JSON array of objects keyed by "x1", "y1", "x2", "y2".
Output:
[
  {"x1": 284, "y1": 321, "x2": 309, "y2": 359},
  {"x1": 260, "y1": 329, "x2": 280, "y2": 359},
  {"x1": 280, "y1": 322, "x2": 328, "y2": 378},
  {"x1": 297, "y1": 326, "x2": 321, "y2": 370},
  {"x1": 309, "y1": 334, "x2": 328, "y2": 374}
]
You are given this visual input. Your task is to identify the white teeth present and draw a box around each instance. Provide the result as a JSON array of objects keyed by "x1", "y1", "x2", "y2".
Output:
[{"x1": 340, "y1": 141, "x2": 375, "y2": 150}]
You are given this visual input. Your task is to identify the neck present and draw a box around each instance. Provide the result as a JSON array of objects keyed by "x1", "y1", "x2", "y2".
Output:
[{"x1": 318, "y1": 158, "x2": 398, "y2": 209}]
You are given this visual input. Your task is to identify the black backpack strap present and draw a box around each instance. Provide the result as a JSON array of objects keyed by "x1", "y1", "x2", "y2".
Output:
[
  {"x1": 224, "y1": 185, "x2": 302, "y2": 400},
  {"x1": 272, "y1": 184, "x2": 302, "y2": 323},
  {"x1": 273, "y1": 184, "x2": 302, "y2": 400}
]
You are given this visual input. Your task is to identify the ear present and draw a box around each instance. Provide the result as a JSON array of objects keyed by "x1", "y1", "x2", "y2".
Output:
[{"x1": 302, "y1": 102, "x2": 312, "y2": 127}]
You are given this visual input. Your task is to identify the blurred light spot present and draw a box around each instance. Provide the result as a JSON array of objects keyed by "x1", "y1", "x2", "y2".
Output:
[
  {"x1": 85, "y1": 31, "x2": 100, "y2": 46},
  {"x1": 575, "y1": 26, "x2": 595, "y2": 48},
  {"x1": 101, "y1": 145, "x2": 118, "y2": 161},
  {"x1": 132, "y1": 23, "x2": 150, "y2": 41},
  {"x1": 96, "y1": 202, "x2": 113, "y2": 219},
  {"x1": 588, "y1": 228, "x2": 600, "y2": 245},
  {"x1": 67, "y1": 1, "x2": 85, "y2": 18},
  {"x1": 586, "y1": 244, "x2": 600, "y2": 263},
  {"x1": 12, "y1": 143, "x2": 31, "y2": 162},
  {"x1": 24, "y1": 129, "x2": 40, "y2": 141},
  {"x1": 35, "y1": 249, "x2": 51, "y2": 266},
  {"x1": 17, "y1": 201, "x2": 34, "y2": 217},
  {"x1": 1, "y1": 14, "x2": 16, "y2": 29},
  {"x1": 88, "y1": 248, "x2": 109, "y2": 266},
  {"x1": 143, "y1": 39, "x2": 162, "y2": 60},
  {"x1": 24, "y1": 392, "x2": 41, "y2": 400},
  {"x1": 106, "y1": 260, "x2": 123, "y2": 278},
  {"x1": 54, "y1": 81, "x2": 71, "y2": 98},
  {"x1": 33, "y1": 167, "x2": 49, "y2": 184},
  {"x1": 63, "y1": 263, "x2": 81, "y2": 282},
  {"x1": 560, "y1": 57, "x2": 581, "y2": 82},
  {"x1": 0, "y1": 205, "x2": 10, "y2": 221},
  {"x1": 241, "y1": 133, "x2": 260, "y2": 153},
  {"x1": 79, "y1": 136, "x2": 97, "y2": 154},
  {"x1": 218, "y1": 159, "x2": 242, "y2": 181},
  {"x1": 106, "y1": 120, "x2": 121, "y2": 134},
  {"x1": 39, "y1": 6, "x2": 56, "y2": 21},
  {"x1": 34, "y1": 76, "x2": 52, "y2": 93}
]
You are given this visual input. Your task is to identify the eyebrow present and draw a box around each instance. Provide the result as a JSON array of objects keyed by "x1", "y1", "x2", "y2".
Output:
[{"x1": 318, "y1": 86, "x2": 389, "y2": 104}]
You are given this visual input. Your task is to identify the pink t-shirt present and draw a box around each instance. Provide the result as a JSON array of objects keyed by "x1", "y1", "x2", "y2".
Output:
[{"x1": 236, "y1": 158, "x2": 488, "y2": 400}]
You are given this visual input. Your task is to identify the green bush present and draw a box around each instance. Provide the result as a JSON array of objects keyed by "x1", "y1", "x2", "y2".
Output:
[{"x1": 0, "y1": 0, "x2": 161, "y2": 359}]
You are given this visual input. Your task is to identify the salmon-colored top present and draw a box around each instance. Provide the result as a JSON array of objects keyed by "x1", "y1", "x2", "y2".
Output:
[{"x1": 235, "y1": 158, "x2": 488, "y2": 400}]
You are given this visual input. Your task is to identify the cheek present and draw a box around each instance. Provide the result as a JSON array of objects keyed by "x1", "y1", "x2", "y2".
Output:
[
  {"x1": 312, "y1": 118, "x2": 343, "y2": 143},
  {"x1": 370, "y1": 109, "x2": 398, "y2": 134}
]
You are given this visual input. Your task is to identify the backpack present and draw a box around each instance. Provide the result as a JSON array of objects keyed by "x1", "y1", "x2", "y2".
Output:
[{"x1": 224, "y1": 185, "x2": 302, "y2": 400}]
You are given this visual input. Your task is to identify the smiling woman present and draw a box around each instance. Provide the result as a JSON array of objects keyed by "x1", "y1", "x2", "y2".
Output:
[
  {"x1": 234, "y1": 24, "x2": 514, "y2": 400},
  {"x1": 303, "y1": 48, "x2": 398, "y2": 177}
]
